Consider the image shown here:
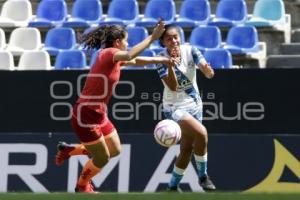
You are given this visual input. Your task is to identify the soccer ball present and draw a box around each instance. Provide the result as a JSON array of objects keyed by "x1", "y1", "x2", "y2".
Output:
[{"x1": 154, "y1": 119, "x2": 181, "y2": 147}]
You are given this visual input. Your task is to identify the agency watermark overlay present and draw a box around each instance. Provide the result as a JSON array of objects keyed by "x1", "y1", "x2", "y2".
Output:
[{"x1": 50, "y1": 75, "x2": 265, "y2": 128}]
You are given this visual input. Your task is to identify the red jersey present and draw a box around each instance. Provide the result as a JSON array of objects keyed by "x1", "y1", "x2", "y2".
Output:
[{"x1": 77, "y1": 48, "x2": 123, "y2": 110}]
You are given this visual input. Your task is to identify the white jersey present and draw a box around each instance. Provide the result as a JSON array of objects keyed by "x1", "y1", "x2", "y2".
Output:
[{"x1": 156, "y1": 45, "x2": 206, "y2": 109}]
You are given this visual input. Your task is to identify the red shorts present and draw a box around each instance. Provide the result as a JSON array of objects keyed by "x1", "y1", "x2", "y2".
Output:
[{"x1": 71, "y1": 103, "x2": 115, "y2": 144}]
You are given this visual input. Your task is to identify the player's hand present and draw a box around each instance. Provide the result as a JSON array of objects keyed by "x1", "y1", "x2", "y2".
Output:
[
  {"x1": 170, "y1": 57, "x2": 180, "y2": 66},
  {"x1": 170, "y1": 47, "x2": 180, "y2": 58},
  {"x1": 160, "y1": 57, "x2": 180, "y2": 67},
  {"x1": 151, "y1": 20, "x2": 165, "y2": 41},
  {"x1": 202, "y1": 63, "x2": 215, "y2": 79},
  {"x1": 160, "y1": 57, "x2": 174, "y2": 66}
]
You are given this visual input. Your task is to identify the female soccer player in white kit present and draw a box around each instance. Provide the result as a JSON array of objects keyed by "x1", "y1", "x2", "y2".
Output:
[{"x1": 156, "y1": 25, "x2": 216, "y2": 192}]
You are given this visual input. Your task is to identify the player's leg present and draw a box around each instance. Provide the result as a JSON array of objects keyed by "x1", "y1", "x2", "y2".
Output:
[
  {"x1": 55, "y1": 119, "x2": 121, "y2": 166},
  {"x1": 104, "y1": 130, "x2": 121, "y2": 157},
  {"x1": 55, "y1": 142, "x2": 90, "y2": 166},
  {"x1": 168, "y1": 114, "x2": 202, "y2": 191},
  {"x1": 179, "y1": 115, "x2": 208, "y2": 175},
  {"x1": 167, "y1": 130, "x2": 194, "y2": 192},
  {"x1": 164, "y1": 109, "x2": 193, "y2": 192},
  {"x1": 174, "y1": 113, "x2": 216, "y2": 191},
  {"x1": 101, "y1": 119, "x2": 121, "y2": 158},
  {"x1": 76, "y1": 137, "x2": 110, "y2": 193},
  {"x1": 183, "y1": 112, "x2": 215, "y2": 191},
  {"x1": 71, "y1": 104, "x2": 111, "y2": 193},
  {"x1": 192, "y1": 122, "x2": 208, "y2": 177},
  {"x1": 75, "y1": 119, "x2": 121, "y2": 193},
  {"x1": 73, "y1": 122, "x2": 110, "y2": 193},
  {"x1": 193, "y1": 124, "x2": 216, "y2": 191}
]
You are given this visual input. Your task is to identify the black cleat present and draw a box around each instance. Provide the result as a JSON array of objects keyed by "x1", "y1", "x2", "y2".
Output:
[
  {"x1": 200, "y1": 174, "x2": 216, "y2": 191},
  {"x1": 166, "y1": 186, "x2": 183, "y2": 193},
  {"x1": 57, "y1": 141, "x2": 69, "y2": 150},
  {"x1": 55, "y1": 142, "x2": 73, "y2": 166}
]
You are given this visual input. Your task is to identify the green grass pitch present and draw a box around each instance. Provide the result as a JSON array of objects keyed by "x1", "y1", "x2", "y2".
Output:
[{"x1": 0, "y1": 192, "x2": 300, "y2": 200}]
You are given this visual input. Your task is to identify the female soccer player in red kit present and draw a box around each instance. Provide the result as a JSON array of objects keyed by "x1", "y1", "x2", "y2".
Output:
[{"x1": 56, "y1": 22, "x2": 173, "y2": 193}]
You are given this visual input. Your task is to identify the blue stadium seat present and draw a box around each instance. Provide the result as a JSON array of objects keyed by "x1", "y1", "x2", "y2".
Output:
[
  {"x1": 223, "y1": 26, "x2": 259, "y2": 54},
  {"x1": 44, "y1": 27, "x2": 76, "y2": 56},
  {"x1": 99, "y1": 0, "x2": 139, "y2": 26},
  {"x1": 150, "y1": 26, "x2": 185, "y2": 54},
  {"x1": 246, "y1": 0, "x2": 285, "y2": 27},
  {"x1": 177, "y1": 26, "x2": 186, "y2": 44},
  {"x1": 208, "y1": 0, "x2": 247, "y2": 27},
  {"x1": 204, "y1": 49, "x2": 232, "y2": 69},
  {"x1": 172, "y1": 0, "x2": 210, "y2": 27},
  {"x1": 189, "y1": 26, "x2": 221, "y2": 52},
  {"x1": 62, "y1": 0, "x2": 103, "y2": 28},
  {"x1": 141, "y1": 49, "x2": 156, "y2": 69},
  {"x1": 127, "y1": 27, "x2": 149, "y2": 48},
  {"x1": 28, "y1": 0, "x2": 67, "y2": 27},
  {"x1": 141, "y1": 49, "x2": 156, "y2": 57},
  {"x1": 55, "y1": 50, "x2": 87, "y2": 70},
  {"x1": 135, "y1": 0, "x2": 176, "y2": 27},
  {"x1": 150, "y1": 40, "x2": 164, "y2": 54}
]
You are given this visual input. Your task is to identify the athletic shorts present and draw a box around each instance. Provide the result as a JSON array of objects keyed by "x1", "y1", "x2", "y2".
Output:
[
  {"x1": 71, "y1": 103, "x2": 115, "y2": 144},
  {"x1": 163, "y1": 101, "x2": 203, "y2": 123}
]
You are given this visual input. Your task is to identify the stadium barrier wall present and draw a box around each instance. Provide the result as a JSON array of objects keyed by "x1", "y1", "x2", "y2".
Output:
[
  {"x1": 0, "y1": 69, "x2": 299, "y2": 192},
  {"x1": 0, "y1": 69, "x2": 299, "y2": 134},
  {"x1": 0, "y1": 133, "x2": 299, "y2": 192}
]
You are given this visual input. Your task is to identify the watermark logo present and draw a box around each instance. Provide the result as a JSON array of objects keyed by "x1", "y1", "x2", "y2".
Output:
[{"x1": 50, "y1": 76, "x2": 265, "y2": 127}]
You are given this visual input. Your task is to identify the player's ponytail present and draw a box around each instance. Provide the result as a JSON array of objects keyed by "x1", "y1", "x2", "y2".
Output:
[{"x1": 80, "y1": 25, "x2": 127, "y2": 50}]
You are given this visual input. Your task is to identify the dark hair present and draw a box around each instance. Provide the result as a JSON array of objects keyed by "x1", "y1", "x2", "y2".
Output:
[
  {"x1": 80, "y1": 25, "x2": 127, "y2": 50},
  {"x1": 158, "y1": 25, "x2": 181, "y2": 47}
]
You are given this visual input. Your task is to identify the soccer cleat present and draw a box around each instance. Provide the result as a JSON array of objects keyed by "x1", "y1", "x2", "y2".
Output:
[
  {"x1": 166, "y1": 186, "x2": 183, "y2": 193},
  {"x1": 55, "y1": 141, "x2": 74, "y2": 166},
  {"x1": 75, "y1": 182, "x2": 97, "y2": 193},
  {"x1": 199, "y1": 174, "x2": 216, "y2": 191}
]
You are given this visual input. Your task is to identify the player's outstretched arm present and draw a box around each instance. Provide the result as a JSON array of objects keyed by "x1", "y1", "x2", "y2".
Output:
[
  {"x1": 122, "y1": 56, "x2": 178, "y2": 66},
  {"x1": 114, "y1": 21, "x2": 165, "y2": 62}
]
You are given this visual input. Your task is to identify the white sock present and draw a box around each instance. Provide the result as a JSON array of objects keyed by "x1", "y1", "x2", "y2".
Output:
[{"x1": 194, "y1": 153, "x2": 208, "y2": 162}]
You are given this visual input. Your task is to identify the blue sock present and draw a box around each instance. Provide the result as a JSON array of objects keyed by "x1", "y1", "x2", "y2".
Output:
[
  {"x1": 168, "y1": 166, "x2": 185, "y2": 188},
  {"x1": 194, "y1": 154, "x2": 208, "y2": 178},
  {"x1": 197, "y1": 161, "x2": 207, "y2": 177}
]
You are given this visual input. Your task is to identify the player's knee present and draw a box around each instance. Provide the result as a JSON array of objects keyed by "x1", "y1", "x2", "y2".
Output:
[
  {"x1": 93, "y1": 153, "x2": 110, "y2": 168},
  {"x1": 197, "y1": 125, "x2": 208, "y2": 139},
  {"x1": 110, "y1": 145, "x2": 121, "y2": 157}
]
